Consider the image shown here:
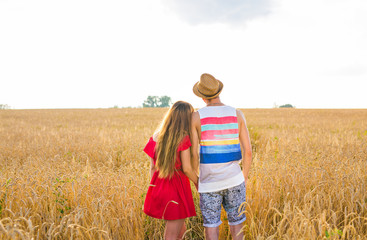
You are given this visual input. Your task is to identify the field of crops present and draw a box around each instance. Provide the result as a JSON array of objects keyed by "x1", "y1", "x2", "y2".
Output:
[{"x1": 0, "y1": 108, "x2": 366, "y2": 239}]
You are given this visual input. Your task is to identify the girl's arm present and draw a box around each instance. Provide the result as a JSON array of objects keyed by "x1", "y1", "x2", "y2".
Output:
[
  {"x1": 181, "y1": 148, "x2": 198, "y2": 186},
  {"x1": 190, "y1": 112, "x2": 201, "y2": 174},
  {"x1": 150, "y1": 158, "x2": 156, "y2": 180}
]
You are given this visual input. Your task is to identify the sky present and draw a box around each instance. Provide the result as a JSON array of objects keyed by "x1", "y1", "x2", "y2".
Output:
[{"x1": 0, "y1": 0, "x2": 366, "y2": 109}]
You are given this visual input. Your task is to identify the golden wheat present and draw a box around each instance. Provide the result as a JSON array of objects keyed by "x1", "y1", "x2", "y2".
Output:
[{"x1": 0, "y1": 108, "x2": 366, "y2": 239}]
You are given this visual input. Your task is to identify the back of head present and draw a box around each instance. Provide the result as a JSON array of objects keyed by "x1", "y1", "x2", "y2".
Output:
[{"x1": 155, "y1": 101, "x2": 194, "y2": 178}]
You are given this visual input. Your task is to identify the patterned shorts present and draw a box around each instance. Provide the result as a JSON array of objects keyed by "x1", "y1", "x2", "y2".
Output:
[{"x1": 199, "y1": 182, "x2": 246, "y2": 228}]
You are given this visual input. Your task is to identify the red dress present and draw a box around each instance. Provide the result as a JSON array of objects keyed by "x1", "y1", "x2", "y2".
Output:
[{"x1": 143, "y1": 135, "x2": 196, "y2": 220}]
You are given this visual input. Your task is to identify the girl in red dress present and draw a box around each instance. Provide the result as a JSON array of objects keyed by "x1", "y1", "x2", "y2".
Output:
[{"x1": 143, "y1": 101, "x2": 198, "y2": 240}]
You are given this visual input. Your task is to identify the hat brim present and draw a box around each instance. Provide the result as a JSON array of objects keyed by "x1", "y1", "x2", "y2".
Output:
[{"x1": 193, "y1": 80, "x2": 223, "y2": 99}]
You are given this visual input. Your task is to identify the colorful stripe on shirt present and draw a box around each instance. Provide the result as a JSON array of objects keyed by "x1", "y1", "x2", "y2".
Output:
[
  {"x1": 201, "y1": 129, "x2": 238, "y2": 140},
  {"x1": 201, "y1": 116, "x2": 237, "y2": 125},
  {"x1": 200, "y1": 139, "x2": 239, "y2": 146},
  {"x1": 200, "y1": 115, "x2": 242, "y2": 164}
]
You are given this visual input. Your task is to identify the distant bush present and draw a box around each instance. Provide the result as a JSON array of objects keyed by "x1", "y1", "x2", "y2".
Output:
[{"x1": 279, "y1": 104, "x2": 295, "y2": 108}]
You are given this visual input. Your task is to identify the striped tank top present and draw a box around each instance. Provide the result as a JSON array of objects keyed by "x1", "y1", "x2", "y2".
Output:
[{"x1": 197, "y1": 105, "x2": 245, "y2": 193}]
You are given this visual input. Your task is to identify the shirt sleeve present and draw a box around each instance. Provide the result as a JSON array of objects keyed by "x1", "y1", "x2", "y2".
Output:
[
  {"x1": 178, "y1": 135, "x2": 192, "y2": 151},
  {"x1": 143, "y1": 137, "x2": 156, "y2": 159}
]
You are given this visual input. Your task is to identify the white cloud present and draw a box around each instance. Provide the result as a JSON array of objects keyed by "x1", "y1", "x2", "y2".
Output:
[{"x1": 162, "y1": 0, "x2": 275, "y2": 25}]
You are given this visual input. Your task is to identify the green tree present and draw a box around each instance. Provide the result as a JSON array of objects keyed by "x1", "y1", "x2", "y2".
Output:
[
  {"x1": 143, "y1": 96, "x2": 160, "y2": 108},
  {"x1": 158, "y1": 96, "x2": 171, "y2": 107},
  {"x1": 142, "y1": 96, "x2": 172, "y2": 108}
]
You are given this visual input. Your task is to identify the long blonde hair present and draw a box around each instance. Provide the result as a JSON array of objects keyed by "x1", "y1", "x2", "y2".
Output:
[{"x1": 155, "y1": 101, "x2": 194, "y2": 179}]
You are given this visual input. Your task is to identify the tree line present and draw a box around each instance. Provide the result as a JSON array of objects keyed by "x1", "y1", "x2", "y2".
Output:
[{"x1": 142, "y1": 96, "x2": 172, "y2": 108}]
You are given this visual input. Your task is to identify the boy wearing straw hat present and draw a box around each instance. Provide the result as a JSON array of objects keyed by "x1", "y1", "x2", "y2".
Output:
[{"x1": 191, "y1": 73, "x2": 252, "y2": 240}]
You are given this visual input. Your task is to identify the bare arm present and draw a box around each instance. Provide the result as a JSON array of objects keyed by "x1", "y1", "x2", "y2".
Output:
[
  {"x1": 181, "y1": 148, "x2": 198, "y2": 185},
  {"x1": 149, "y1": 158, "x2": 155, "y2": 180},
  {"x1": 237, "y1": 109, "x2": 252, "y2": 184},
  {"x1": 190, "y1": 111, "x2": 201, "y2": 175}
]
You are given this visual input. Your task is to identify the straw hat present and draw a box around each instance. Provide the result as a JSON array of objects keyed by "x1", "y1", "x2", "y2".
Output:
[{"x1": 193, "y1": 73, "x2": 223, "y2": 99}]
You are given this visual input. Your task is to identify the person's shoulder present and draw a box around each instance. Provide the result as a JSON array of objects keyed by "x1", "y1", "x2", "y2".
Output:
[
  {"x1": 192, "y1": 111, "x2": 200, "y2": 121},
  {"x1": 236, "y1": 108, "x2": 244, "y2": 116},
  {"x1": 191, "y1": 111, "x2": 201, "y2": 129},
  {"x1": 235, "y1": 109, "x2": 246, "y2": 124}
]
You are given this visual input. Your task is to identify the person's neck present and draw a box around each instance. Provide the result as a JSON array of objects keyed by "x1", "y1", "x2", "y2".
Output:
[{"x1": 206, "y1": 98, "x2": 224, "y2": 107}]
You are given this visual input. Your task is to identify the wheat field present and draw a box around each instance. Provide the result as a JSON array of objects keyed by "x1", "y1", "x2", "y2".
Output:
[{"x1": 0, "y1": 108, "x2": 366, "y2": 239}]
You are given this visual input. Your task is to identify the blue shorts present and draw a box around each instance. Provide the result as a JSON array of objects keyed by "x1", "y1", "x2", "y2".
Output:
[{"x1": 199, "y1": 182, "x2": 246, "y2": 228}]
